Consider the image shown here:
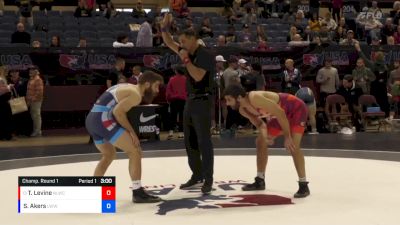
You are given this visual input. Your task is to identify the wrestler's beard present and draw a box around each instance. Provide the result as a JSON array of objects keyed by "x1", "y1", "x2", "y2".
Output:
[
  {"x1": 142, "y1": 88, "x2": 156, "y2": 104},
  {"x1": 231, "y1": 100, "x2": 240, "y2": 110}
]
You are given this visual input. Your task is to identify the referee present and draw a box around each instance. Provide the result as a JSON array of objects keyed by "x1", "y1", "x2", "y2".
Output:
[{"x1": 161, "y1": 13, "x2": 215, "y2": 194}]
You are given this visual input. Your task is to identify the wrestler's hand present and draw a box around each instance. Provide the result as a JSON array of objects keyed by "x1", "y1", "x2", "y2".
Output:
[
  {"x1": 130, "y1": 132, "x2": 140, "y2": 148},
  {"x1": 161, "y1": 13, "x2": 172, "y2": 29},
  {"x1": 284, "y1": 136, "x2": 296, "y2": 153},
  {"x1": 179, "y1": 48, "x2": 189, "y2": 61}
]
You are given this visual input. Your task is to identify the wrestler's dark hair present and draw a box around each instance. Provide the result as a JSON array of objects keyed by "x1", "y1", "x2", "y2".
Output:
[
  {"x1": 178, "y1": 28, "x2": 199, "y2": 39},
  {"x1": 223, "y1": 84, "x2": 246, "y2": 98},
  {"x1": 138, "y1": 71, "x2": 164, "y2": 85}
]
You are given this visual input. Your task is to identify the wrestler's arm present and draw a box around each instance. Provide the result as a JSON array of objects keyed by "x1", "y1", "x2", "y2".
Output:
[
  {"x1": 112, "y1": 91, "x2": 141, "y2": 135},
  {"x1": 239, "y1": 107, "x2": 264, "y2": 128},
  {"x1": 249, "y1": 92, "x2": 292, "y2": 139}
]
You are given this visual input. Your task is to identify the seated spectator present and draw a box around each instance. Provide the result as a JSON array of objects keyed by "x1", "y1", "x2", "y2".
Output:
[
  {"x1": 77, "y1": 37, "x2": 87, "y2": 47},
  {"x1": 136, "y1": 19, "x2": 153, "y2": 47},
  {"x1": 287, "y1": 25, "x2": 298, "y2": 42},
  {"x1": 308, "y1": 13, "x2": 321, "y2": 32},
  {"x1": 132, "y1": 0, "x2": 146, "y2": 18},
  {"x1": 239, "y1": 24, "x2": 252, "y2": 43},
  {"x1": 127, "y1": 65, "x2": 142, "y2": 85},
  {"x1": 319, "y1": 23, "x2": 333, "y2": 44},
  {"x1": 256, "y1": 25, "x2": 267, "y2": 42},
  {"x1": 321, "y1": 12, "x2": 337, "y2": 32},
  {"x1": 113, "y1": 34, "x2": 134, "y2": 48},
  {"x1": 11, "y1": 23, "x2": 31, "y2": 45},
  {"x1": 216, "y1": 35, "x2": 226, "y2": 47},
  {"x1": 221, "y1": 5, "x2": 240, "y2": 24},
  {"x1": 243, "y1": 6, "x2": 257, "y2": 25},
  {"x1": 169, "y1": 0, "x2": 189, "y2": 18},
  {"x1": 335, "y1": 17, "x2": 349, "y2": 42},
  {"x1": 369, "y1": 1, "x2": 383, "y2": 19},
  {"x1": 356, "y1": 10, "x2": 383, "y2": 43},
  {"x1": 74, "y1": 0, "x2": 92, "y2": 17},
  {"x1": 388, "y1": 36, "x2": 396, "y2": 45},
  {"x1": 336, "y1": 74, "x2": 364, "y2": 131},
  {"x1": 183, "y1": 17, "x2": 194, "y2": 30},
  {"x1": 381, "y1": 18, "x2": 396, "y2": 45},
  {"x1": 340, "y1": 30, "x2": 359, "y2": 46},
  {"x1": 225, "y1": 25, "x2": 237, "y2": 43},
  {"x1": 151, "y1": 5, "x2": 163, "y2": 23},
  {"x1": 256, "y1": 40, "x2": 268, "y2": 51},
  {"x1": 289, "y1": 34, "x2": 310, "y2": 47},
  {"x1": 106, "y1": 57, "x2": 126, "y2": 88},
  {"x1": 32, "y1": 40, "x2": 41, "y2": 48},
  {"x1": 393, "y1": 25, "x2": 400, "y2": 44},
  {"x1": 152, "y1": 20, "x2": 164, "y2": 47},
  {"x1": 50, "y1": 35, "x2": 61, "y2": 47},
  {"x1": 198, "y1": 17, "x2": 214, "y2": 38}
]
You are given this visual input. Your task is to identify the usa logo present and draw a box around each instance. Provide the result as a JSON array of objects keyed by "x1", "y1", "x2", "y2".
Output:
[{"x1": 143, "y1": 180, "x2": 293, "y2": 215}]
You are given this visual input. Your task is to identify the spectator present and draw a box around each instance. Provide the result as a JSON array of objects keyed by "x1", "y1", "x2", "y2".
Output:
[
  {"x1": 26, "y1": 66, "x2": 44, "y2": 137},
  {"x1": 132, "y1": 0, "x2": 146, "y2": 18},
  {"x1": 198, "y1": 17, "x2": 214, "y2": 38},
  {"x1": 216, "y1": 35, "x2": 227, "y2": 47},
  {"x1": 388, "y1": 60, "x2": 400, "y2": 91},
  {"x1": 391, "y1": 1, "x2": 400, "y2": 25},
  {"x1": 96, "y1": 0, "x2": 110, "y2": 11},
  {"x1": 393, "y1": 25, "x2": 400, "y2": 44},
  {"x1": 369, "y1": 1, "x2": 383, "y2": 19},
  {"x1": 309, "y1": 0, "x2": 320, "y2": 18},
  {"x1": 322, "y1": 12, "x2": 337, "y2": 31},
  {"x1": 335, "y1": 17, "x2": 349, "y2": 42},
  {"x1": 166, "y1": 65, "x2": 187, "y2": 139},
  {"x1": 136, "y1": 19, "x2": 153, "y2": 47},
  {"x1": 106, "y1": 57, "x2": 125, "y2": 88},
  {"x1": 237, "y1": 58, "x2": 250, "y2": 77},
  {"x1": 289, "y1": 34, "x2": 310, "y2": 47},
  {"x1": 357, "y1": 11, "x2": 383, "y2": 43},
  {"x1": 152, "y1": 21, "x2": 163, "y2": 47},
  {"x1": 256, "y1": 25, "x2": 267, "y2": 42},
  {"x1": 170, "y1": 0, "x2": 189, "y2": 18},
  {"x1": 38, "y1": 0, "x2": 53, "y2": 13},
  {"x1": 302, "y1": 26, "x2": 314, "y2": 42},
  {"x1": 127, "y1": 65, "x2": 142, "y2": 85},
  {"x1": 225, "y1": 25, "x2": 237, "y2": 43},
  {"x1": 355, "y1": 43, "x2": 390, "y2": 117},
  {"x1": 340, "y1": 30, "x2": 359, "y2": 46},
  {"x1": 388, "y1": 36, "x2": 396, "y2": 45},
  {"x1": 381, "y1": 18, "x2": 396, "y2": 45},
  {"x1": 241, "y1": 62, "x2": 265, "y2": 92},
  {"x1": 239, "y1": 24, "x2": 252, "y2": 43},
  {"x1": 331, "y1": 0, "x2": 343, "y2": 22},
  {"x1": 74, "y1": 0, "x2": 92, "y2": 17},
  {"x1": 170, "y1": 19, "x2": 180, "y2": 35},
  {"x1": 9, "y1": 70, "x2": 32, "y2": 137},
  {"x1": 319, "y1": 23, "x2": 333, "y2": 44},
  {"x1": 287, "y1": 25, "x2": 298, "y2": 42},
  {"x1": 183, "y1": 17, "x2": 194, "y2": 30},
  {"x1": 77, "y1": 37, "x2": 87, "y2": 47},
  {"x1": 151, "y1": 5, "x2": 163, "y2": 23},
  {"x1": 352, "y1": 58, "x2": 375, "y2": 94},
  {"x1": 308, "y1": 13, "x2": 321, "y2": 32},
  {"x1": 113, "y1": 34, "x2": 134, "y2": 48},
  {"x1": 256, "y1": 40, "x2": 268, "y2": 51},
  {"x1": 316, "y1": 58, "x2": 340, "y2": 107},
  {"x1": 50, "y1": 35, "x2": 61, "y2": 47},
  {"x1": 32, "y1": 40, "x2": 41, "y2": 48},
  {"x1": 221, "y1": 5, "x2": 240, "y2": 24},
  {"x1": 11, "y1": 23, "x2": 31, "y2": 45},
  {"x1": 281, "y1": 58, "x2": 301, "y2": 94},
  {"x1": 336, "y1": 74, "x2": 364, "y2": 131},
  {"x1": 0, "y1": 75, "x2": 12, "y2": 141},
  {"x1": 104, "y1": 1, "x2": 118, "y2": 19},
  {"x1": 243, "y1": 6, "x2": 257, "y2": 25},
  {"x1": 16, "y1": 0, "x2": 37, "y2": 27}
]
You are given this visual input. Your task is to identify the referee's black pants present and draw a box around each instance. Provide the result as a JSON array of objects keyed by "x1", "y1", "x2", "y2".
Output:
[{"x1": 183, "y1": 96, "x2": 214, "y2": 182}]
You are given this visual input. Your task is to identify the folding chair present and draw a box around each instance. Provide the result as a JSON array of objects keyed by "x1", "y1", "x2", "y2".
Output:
[
  {"x1": 325, "y1": 94, "x2": 352, "y2": 132},
  {"x1": 359, "y1": 95, "x2": 387, "y2": 132}
]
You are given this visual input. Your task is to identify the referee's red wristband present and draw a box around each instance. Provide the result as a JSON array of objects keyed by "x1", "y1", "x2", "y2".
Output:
[{"x1": 183, "y1": 57, "x2": 191, "y2": 65}]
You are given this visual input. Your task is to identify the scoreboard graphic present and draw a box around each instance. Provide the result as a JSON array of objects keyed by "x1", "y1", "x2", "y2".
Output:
[{"x1": 18, "y1": 176, "x2": 116, "y2": 213}]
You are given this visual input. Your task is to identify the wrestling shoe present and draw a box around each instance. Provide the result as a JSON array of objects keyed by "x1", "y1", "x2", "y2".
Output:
[
  {"x1": 294, "y1": 181, "x2": 310, "y2": 198},
  {"x1": 132, "y1": 187, "x2": 162, "y2": 203},
  {"x1": 242, "y1": 177, "x2": 265, "y2": 191},
  {"x1": 179, "y1": 177, "x2": 204, "y2": 189}
]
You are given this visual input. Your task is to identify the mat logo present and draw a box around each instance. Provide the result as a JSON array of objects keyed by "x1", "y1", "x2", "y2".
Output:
[
  {"x1": 59, "y1": 54, "x2": 85, "y2": 70},
  {"x1": 144, "y1": 180, "x2": 293, "y2": 215}
]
